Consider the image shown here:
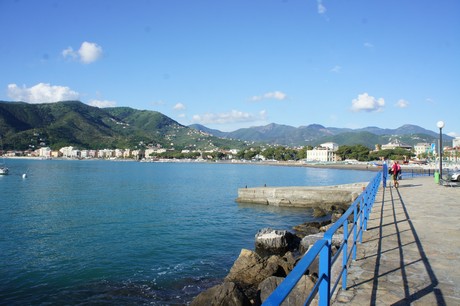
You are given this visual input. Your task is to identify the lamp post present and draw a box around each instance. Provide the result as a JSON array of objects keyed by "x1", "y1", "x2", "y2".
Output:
[{"x1": 437, "y1": 120, "x2": 445, "y2": 183}]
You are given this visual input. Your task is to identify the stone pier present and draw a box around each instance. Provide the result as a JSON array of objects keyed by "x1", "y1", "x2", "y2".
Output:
[{"x1": 235, "y1": 183, "x2": 368, "y2": 210}]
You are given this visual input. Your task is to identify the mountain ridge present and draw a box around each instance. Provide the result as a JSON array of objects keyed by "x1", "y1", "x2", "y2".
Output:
[
  {"x1": 189, "y1": 122, "x2": 450, "y2": 147},
  {"x1": 1, "y1": 100, "x2": 451, "y2": 151}
]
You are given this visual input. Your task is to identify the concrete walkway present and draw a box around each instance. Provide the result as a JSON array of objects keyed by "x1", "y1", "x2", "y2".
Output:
[{"x1": 332, "y1": 176, "x2": 460, "y2": 306}]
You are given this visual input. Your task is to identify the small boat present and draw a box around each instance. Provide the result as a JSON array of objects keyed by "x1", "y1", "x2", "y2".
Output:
[{"x1": 0, "y1": 165, "x2": 8, "y2": 175}]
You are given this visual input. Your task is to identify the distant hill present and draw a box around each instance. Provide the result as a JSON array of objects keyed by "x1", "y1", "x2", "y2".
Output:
[
  {"x1": 0, "y1": 101, "x2": 245, "y2": 151},
  {"x1": 1, "y1": 100, "x2": 452, "y2": 151},
  {"x1": 189, "y1": 123, "x2": 452, "y2": 148}
]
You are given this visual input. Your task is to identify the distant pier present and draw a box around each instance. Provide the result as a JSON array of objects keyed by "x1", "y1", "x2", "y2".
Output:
[{"x1": 236, "y1": 183, "x2": 368, "y2": 210}]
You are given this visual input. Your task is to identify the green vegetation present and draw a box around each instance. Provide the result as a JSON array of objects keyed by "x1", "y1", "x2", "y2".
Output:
[
  {"x1": 336, "y1": 144, "x2": 416, "y2": 162},
  {"x1": 368, "y1": 147, "x2": 416, "y2": 161},
  {"x1": 0, "y1": 101, "x2": 247, "y2": 151},
  {"x1": 336, "y1": 145, "x2": 374, "y2": 161}
]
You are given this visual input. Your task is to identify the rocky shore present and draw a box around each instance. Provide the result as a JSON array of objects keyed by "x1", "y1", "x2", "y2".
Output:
[{"x1": 190, "y1": 206, "x2": 348, "y2": 305}]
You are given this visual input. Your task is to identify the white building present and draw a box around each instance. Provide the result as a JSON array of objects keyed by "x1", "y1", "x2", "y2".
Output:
[
  {"x1": 414, "y1": 143, "x2": 431, "y2": 159},
  {"x1": 59, "y1": 146, "x2": 74, "y2": 158},
  {"x1": 381, "y1": 140, "x2": 412, "y2": 150},
  {"x1": 453, "y1": 137, "x2": 460, "y2": 148},
  {"x1": 320, "y1": 142, "x2": 339, "y2": 151},
  {"x1": 80, "y1": 150, "x2": 90, "y2": 158},
  {"x1": 37, "y1": 147, "x2": 52, "y2": 158},
  {"x1": 306, "y1": 142, "x2": 339, "y2": 162},
  {"x1": 98, "y1": 149, "x2": 114, "y2": 158}
]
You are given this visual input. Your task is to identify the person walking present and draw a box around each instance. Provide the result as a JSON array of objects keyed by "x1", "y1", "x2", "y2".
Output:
[{"x1": 392, "y1": 161, "x2": 401, "y2": 188}]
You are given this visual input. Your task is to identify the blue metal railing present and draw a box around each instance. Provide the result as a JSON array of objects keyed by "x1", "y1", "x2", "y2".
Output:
[{"x1": 263, "y1": 164, "x2": 387, "y2": 306}]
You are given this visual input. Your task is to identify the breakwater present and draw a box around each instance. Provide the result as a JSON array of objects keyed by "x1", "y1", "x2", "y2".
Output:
[{"x1": 235, "y1": 182, "x2": 368, "y2": 210}]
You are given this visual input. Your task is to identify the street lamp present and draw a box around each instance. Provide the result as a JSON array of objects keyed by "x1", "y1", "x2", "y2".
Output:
[{"x1": 437, "y1": 120, "x2": 445, "y2": 183}]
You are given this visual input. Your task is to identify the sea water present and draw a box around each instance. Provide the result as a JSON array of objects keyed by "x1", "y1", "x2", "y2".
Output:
[{"x1": 0, "y1": 159, "x2": 375, "y2": 304}]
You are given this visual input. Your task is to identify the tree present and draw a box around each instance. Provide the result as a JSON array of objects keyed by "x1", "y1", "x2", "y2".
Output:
[{"x1": 335, "y1": 144, "x2": 371, "y2": 161}]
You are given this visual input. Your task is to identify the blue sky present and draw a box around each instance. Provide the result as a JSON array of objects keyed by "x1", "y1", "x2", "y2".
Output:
[{"x1": 1, "y1": 0, "x2": 459, "y2": 137}]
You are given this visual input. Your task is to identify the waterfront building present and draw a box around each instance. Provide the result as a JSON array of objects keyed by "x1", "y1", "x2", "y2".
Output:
[
  {"x1": 306, "y1": 142, "x2": 339, "y2": 162},
  {"x1": 80, "y1": 150, "x2": 90, "y2": 159},
  {"x1": 453, "y1": 137, "x2": 460, "y2": 148},
  {"x1": 414, "y1": 143, "x2": 431, "y2": 159},
  {"x1": 381, "y1": 140, "x2": 412, "y2": 150},
  {"x1": 37, "y1": 147, "x2": 52, "y2": 158},
  {"x1": 445, "y1": 146, "x2": 460, "y2": 162},
  {"x1": 59, "y1": 146, "x2": 75, "y2": 158},
  {"x1": 320, "y1": 142, "x2": 339, "y2": 151},
  {"x1": 115, "y1": 149, "x2": 124, "y2": 158}
]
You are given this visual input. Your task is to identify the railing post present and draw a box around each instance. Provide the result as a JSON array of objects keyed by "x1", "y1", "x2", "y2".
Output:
[
  {"x1": 318, "y1": 240, "x2": 331, "y2": 306},
  {"x1": 382, "y1": 163, "x2": 387, "y2": 188},
  {"x1": 363, "y1": 190, "x2": 369, "y2": 231},
  {"x1": 359, "y1": 197, "x2": 364, "y2": 243},
  {"x1": 353, "y1": 205, "x2": 358, "y2": 260},
  {"x1": 342, "y1": 219, "x2": 348, "y2": 290}
]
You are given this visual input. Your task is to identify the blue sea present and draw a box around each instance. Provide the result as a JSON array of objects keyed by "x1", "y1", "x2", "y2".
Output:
[{"x1": 0, "y1": 159, "x2": 375, "y2": 305}]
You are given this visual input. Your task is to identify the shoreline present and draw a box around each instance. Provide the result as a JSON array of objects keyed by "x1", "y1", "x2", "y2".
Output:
[{"x1": 5, "y1": 156, "x2": 450, "y2": 173}]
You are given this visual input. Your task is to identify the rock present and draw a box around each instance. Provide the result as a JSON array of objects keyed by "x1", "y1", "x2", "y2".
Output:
[
  {"x1": 190, "y1": 281, "x2": 251, "y2": 306},
  {"x1": 267, "y1": 251, "x2": 297, "y2": 276},
  {"x1": 258, "y1": 275, "x2": 316, "y2": 305},
  {"x1": 225, "y1": 249, "x2": 285, "y2": 287},
  {"x1": 293, "y1": 220, "x2": 331, "y2": 238},
  {"x1": 331, "y1": 209, "x2": 345, "y2": 223},
  {"x1": 300, "y1": 233, "x2": 324, "y2": 254},
  {"x1": 258, "y1": 276, "x2": 284, "y2": 303},
  {"x1": 254, "y1": 228, "x2": 301, "y2": 257}
]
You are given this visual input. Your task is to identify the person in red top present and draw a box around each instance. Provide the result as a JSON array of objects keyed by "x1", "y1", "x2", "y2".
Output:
[{"x1": 392, "y1": 161, "x2": 401, "y2": 188}]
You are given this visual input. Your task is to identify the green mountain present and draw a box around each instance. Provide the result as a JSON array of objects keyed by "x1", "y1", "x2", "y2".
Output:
[
  {"x1": 1, "y1": 100, "x2": 451, "y2": 152},
  {"x1": 0, "y1": 101, "x2": 246, "y2": 151}
]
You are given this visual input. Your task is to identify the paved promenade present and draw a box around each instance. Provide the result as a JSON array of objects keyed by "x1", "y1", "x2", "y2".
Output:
[{"x1": 332, "y1": 176, "x2": 460, "y2": 306}]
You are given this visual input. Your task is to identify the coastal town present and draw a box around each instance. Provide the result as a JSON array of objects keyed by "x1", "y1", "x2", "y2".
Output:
[{"x1": 2, "y1": 137, "x2": 460, "y2": 166}]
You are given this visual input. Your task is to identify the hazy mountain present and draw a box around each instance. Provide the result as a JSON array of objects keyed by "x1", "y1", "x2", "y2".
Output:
[{"x1": 189, "y1": 123, "x2": 452, "y2": 148}]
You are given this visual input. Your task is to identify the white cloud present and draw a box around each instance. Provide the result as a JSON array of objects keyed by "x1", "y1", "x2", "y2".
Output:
[
  {"x1": 173, "y1": 103, "x2": 186, "y2": 111},
  {"x1": 396, "y1": 99, "x2": 409, "y2": 108},
  {"x1": 351, "y1": 93, "x2": 385, "y2": 112},
  {"x1": 192, "y1": 109, "x2": 267, "y2": 125},
  {"x1": 7, "y1": 83, "x2": 80, "y2": 103},
  {"x1": 250, "y1": 91, "x2": 287, "y2": 102},
  {"x1": 317, "y1": 0, "x2": 326, "y2": 14},
  {"x1": 62, "y1": 41, "x2": 103, "y2": 64},
  {"x1": 88, "y1": 99, "x2": 117, "y2": 108},
  {"x1": 62, "y1": 47, "x2": 78, "y2": 60}
]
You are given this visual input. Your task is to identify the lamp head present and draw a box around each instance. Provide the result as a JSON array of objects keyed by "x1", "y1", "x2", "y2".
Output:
[{"x1": 437, "y1": 121, "x2": 445, "y2": 129}]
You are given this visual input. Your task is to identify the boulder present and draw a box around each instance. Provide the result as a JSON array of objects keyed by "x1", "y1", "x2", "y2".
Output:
[
  {"x1": 293, "y1": 220, "x2": 331, "y2": 238},
  {"x1": 254, "y1": 228, "x2": 300, "y2": 257},
  {"x1": 258, "y1": 275, "x2": 316, "y2": 305},
  {"x1": 190, "y1": 281, "x2": 251, "y2": 306},
  {"x1": 257, "y1": 276, "x2": 284, "y2": 303},
  {"x1": 225, "y1": 249, "x2": 285, "y2": 287},
  {"x1": 267, "y1": 251, "x2": 297, "y2": 276},
  {"x1": 300, "y1": 233, "x2": 324, "y2": 254}
]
